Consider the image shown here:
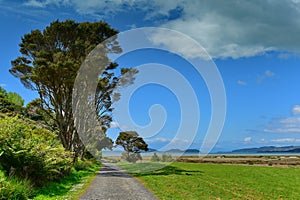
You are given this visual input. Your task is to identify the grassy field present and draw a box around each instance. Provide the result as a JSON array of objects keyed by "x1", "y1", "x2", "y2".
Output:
[{"x1": 119, "y1": 162, "x2": 300, "y2": 199}]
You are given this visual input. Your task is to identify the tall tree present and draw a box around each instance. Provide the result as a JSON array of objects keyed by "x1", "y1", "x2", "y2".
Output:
[
  {"x1": 116, "y1": 131, "x2": 149, "y2": 163},
  {"x1": 10, "y1": 20, "x2": 135, "y2": 159}
]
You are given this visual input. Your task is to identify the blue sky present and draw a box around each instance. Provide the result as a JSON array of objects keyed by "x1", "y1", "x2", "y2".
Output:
[{"x1": 1, "y1": 0, "x2": 300, "y2": 152}]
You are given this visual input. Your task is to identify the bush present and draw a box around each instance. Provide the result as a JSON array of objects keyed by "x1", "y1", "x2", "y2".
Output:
[
  {"x1": 0, "y1": 170, "x2": 33, "y2": 200},
  {"x1": 121, "y1": 152, "x2": 142, "y2": 163},
  {"x1": 151, "y1": 152, "x2": 160, "y2": 162},
  {"x1": 0, "y1": 116, "x2": 74, "y2": 186},
  {"x1": 161, "y1": 153, "x2": 173, "y2": 162},
  {"x1": 74, "y1": 159, "x2": 94, "y2": 171}
]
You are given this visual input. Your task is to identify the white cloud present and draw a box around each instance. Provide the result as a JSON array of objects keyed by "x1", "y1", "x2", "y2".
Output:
[
  {"x1": 110, "y1": 121, "x2": 119, "y2": 128},
  {"x1": 263, "y1": 117, "x2": 300, "y2": 133},
  {"x1": 147, "y1": 0, "x2": 300, "y2": 59},
  {"x1": 24, "y1": 0, "x2": 45, "y2": 7},
  {"x1": 0, "y1": 83, "x2": 6, "y2": 87},
  {"x1": 145, "y1": 137, "x2": 192, "y2": 150},
  {"x1": 265, "y1": 70, "x2": 275, "y2": 77},
  {"x1": 271, "y1": 138, "x2": 300, "y2": 143},
  {"x1": 244, "y1": 137, "x2": 252, "y2": 142},
  {"x1": 145, "y1": 137, "x2": 169, "y2": 143},
  {"x1": 237, "y1": 80, "x2": 247, "y2": 86},
  {"x1": 24, "y1": 0, "x2": 69, "y2": 7},
  {"x1": 22, "y1": 0, "x2": 300, "y2": 59},
  {"x1": 292, "y1": 105, "x2": 300, "y2": 115},
  {"x1": 148, "y1": 29, "x2": 211, "y2": 59},
  {"x1": 257, "y1": 70, "x2": 275, "y2": 83},
  {"x1": 278, "y1": 53, "x2": 292, "y2": 59}
]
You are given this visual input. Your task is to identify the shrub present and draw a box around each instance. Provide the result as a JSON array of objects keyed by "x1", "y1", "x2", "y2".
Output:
[
  {"x1": 161, "y1": 153, "x2": 173, "y2": 162},
  {"x1": 151, "y1": 152, "x2": 160, "y2": 162},
  {"x1": 74, "y1": 159, "x2": 94, "y2": 171},
  {"x1": 0, "y1": 116, "x2": 74, "y2": 186},
  {"x1": 121, "y1": 152, "x2": 142, "y2": 163}
]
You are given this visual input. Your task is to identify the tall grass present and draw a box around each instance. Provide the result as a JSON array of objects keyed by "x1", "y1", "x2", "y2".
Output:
[{"x1": 0, "y1": 170, "x2": 33, "y2": 200}]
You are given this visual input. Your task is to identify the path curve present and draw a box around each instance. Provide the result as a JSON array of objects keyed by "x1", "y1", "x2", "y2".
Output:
[{"x1": 79, "y1": 161, "x2": 158, "y2": 200}]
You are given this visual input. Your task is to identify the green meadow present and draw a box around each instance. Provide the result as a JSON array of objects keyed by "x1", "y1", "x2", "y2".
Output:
[{"x1": 119, "y1": 162, "x2": 300, "y2": 199}]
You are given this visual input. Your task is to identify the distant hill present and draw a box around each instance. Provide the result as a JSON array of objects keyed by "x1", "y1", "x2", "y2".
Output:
[
  {"x1": 184, "y1": 149, "x2": 200, "y2": 153},
  {"x1": 166, "y1": 148, "x2": 183, "y2": 153},
  {"x1": 231, "y1": 146, "x2": 300, "y2": 154},
  {"x1": 165, "y1": 149, "x2": 200, "y2": 153}
]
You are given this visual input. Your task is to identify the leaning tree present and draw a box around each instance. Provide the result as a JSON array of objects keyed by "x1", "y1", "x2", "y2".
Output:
[
  {"x1": 116, "y1": 131, "x2": 149, "y2": 163},
  {"x1": 10, "y1": 20, "x2": 135, "y2": 160}
]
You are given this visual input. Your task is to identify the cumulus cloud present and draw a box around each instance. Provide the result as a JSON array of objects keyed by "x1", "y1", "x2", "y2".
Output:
[
  {"x1": 0, "y1": 83, "x2": 6, "y2": 87},
  {"x1": 237, "y1": 80, "x2": 247, "y2": 86},
  {"x1": 292, "y1": 105, "x2": 300, "y2": 115},
  {"x1": 148, "y1": 29, "x2": 211, "y2": 59},
  {"x1": 22, "y1": 0, "x2": 300, "y2": 59}
]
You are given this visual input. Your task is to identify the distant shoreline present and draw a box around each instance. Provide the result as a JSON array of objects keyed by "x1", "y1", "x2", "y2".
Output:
[{"x1": 102, "y1": 150, "x2": 300, "y2": 157}]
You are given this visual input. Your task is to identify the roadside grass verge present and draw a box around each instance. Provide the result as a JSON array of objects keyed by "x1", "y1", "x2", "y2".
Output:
[
  {"x1": 33, "y1": 160, "x2": 101, "y2": 200},
  {"x1": 118, "y1": 162, "x2": 300, "y2": 199}
]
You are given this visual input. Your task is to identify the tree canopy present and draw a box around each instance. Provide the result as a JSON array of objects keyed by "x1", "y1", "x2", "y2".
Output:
[
  {"x1": 10, "y1": 20, "x2": 136, "y2": 159},
  {"x1": 0, "y1": 86, "x2": 24, "y2": 114},
  {"x1": 116, "y1": 131, "x2": 148, "y2": 163}
]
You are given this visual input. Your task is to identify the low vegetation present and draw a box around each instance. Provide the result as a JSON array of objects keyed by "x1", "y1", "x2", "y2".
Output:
[
  {"x1": 33, "y1": 160, "x2": 101, "y2": 200},
  {"x1": 119, "y1": 162, "x2": 300, "y2": 199},
  {"x1": 151, "y1": 153, "x2": 173, "y2": 162},
  {"x1": 0, "y1": 115, "x2": 73, "y2": 187},
  {"x1": 0, "y1": 114, "x2": 101, "y2": 199}
]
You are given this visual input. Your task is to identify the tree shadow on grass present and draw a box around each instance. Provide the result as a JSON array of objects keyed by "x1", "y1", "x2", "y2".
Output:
[{"x1": 118, "y1": 162, "x2": 203, "y2": 177}]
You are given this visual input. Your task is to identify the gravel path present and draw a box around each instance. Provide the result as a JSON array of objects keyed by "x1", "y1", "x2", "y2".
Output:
[{"x1": 79, "y1": 161, "x2": 158, "y2": 200}]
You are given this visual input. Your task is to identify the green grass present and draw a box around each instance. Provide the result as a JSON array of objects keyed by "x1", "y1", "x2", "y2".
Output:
[
  {"x1": 33, "y1": 160, "x2": 101, "y2": 200},
  {"x1": 119, "y1": 162, "x2": 300, "y2": 199},
  {"x1": 0, "y1": 170, "x2": 33, "y2": 200}
]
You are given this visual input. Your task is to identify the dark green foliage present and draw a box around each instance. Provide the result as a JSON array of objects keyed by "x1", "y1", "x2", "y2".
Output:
[
  {"x1": 0, "y1": 116, "x2": 73, "y2": 186},
  {"x1": 24, "y1": 98, "x2": 55, "y2": 130},
  {"x1": 116, "y1": 131, "x2": 148, "y2": 163}
]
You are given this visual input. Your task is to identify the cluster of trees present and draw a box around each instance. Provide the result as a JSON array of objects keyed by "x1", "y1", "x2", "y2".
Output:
[
  {"x1": 8, "y1": 19, "x2": 146, "y2": 161},
  {"x1": 2, "y1": 18, "x2": 148, "y2": 167},
  {"x1": 0, "y1": 86, "x2": 24, "y2": 114},
  {"x1": 151, "y1": 152, "x2": 173, "y2": 162},
  {"x1": 0, "y1": 19, "x2": 150, "y2": 199}
]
